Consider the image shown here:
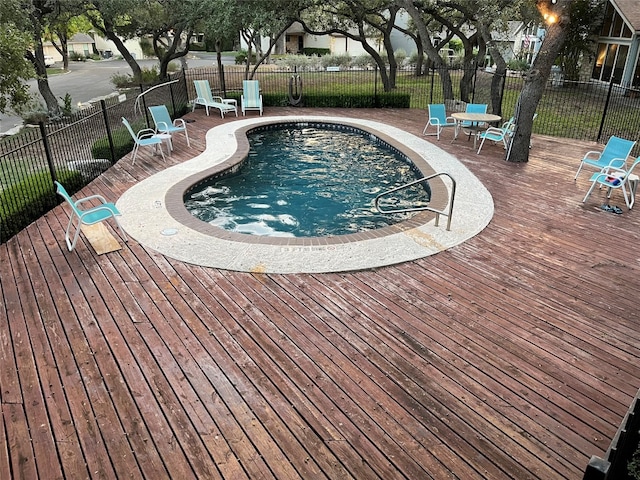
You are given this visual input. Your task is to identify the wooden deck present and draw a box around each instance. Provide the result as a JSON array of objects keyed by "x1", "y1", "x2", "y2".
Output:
[{"x1": 1, "y1": 107, "x2": 639, "y2": 479}]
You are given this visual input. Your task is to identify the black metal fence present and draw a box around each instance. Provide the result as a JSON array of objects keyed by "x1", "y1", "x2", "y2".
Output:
[
  {"x1": 2, "y1": 64, "x2": 640, "y2": 243},
  {"x1": 188, "y1": 64, "x2": 640, "y2": 147},
  {"x1": 0, "y1": 73, "x2": 189, "y2": 242}
]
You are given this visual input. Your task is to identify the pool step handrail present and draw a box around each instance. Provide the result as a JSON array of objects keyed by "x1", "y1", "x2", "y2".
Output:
[{"x1": 374, "y1": 172, "x2": 456, "y2": 231}]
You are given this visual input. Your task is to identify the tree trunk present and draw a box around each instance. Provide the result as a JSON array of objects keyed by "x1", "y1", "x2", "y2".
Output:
[
  {"x1": 216, "y1": 40, "x2": 226, "y2": 94},
  {"x1": 507, "y1": 0, "x2": 571, "y2": 163},
  {"x1": 481, "y1": 23, "x2": 507, "y2": 117},
  {"x1": 32, "y1": 42, "x2": 60, "y2": 116},
  {"x1": 399, "y1": 0, "x2": 454, "y2": 99},
  {"x1": 414, "y1": 37, "x2": 425, "y2": 76},
  {"x1": 104, "y1": 30, "x2": 142, "y2": 81}
]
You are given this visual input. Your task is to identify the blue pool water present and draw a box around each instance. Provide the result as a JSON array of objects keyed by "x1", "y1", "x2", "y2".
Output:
[{"x1": 184, "y1": 124, "x2": 431, "y2": 237}]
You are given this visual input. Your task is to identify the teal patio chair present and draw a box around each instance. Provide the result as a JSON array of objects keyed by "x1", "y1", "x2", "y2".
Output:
[
  {"x1": 476, "y1": 117, "x2": 515, "y2": 154},
  {"x1": 459, "y1": 103, "x2": 489, "y2": 141},
  {"x1": 54, "y1": 181, "x2": 127, "y2": 251},
  {"x1": 422, "y1": 104, "x2": 456, "y2": 140},
  {"x1": 241, "y1": 80, "x2": 263, "y2": 116},
  {"x1": 461, "y1": 103, "x2": 488, "y2": 127},
  {"x1": 149, "y1": 104, "x2": 190, "y2": 149},
  {"x1": 122, "y1": 117, "x2": 165, "y2": 165},
  {"x1": 574, "y1": 135, "x2": 636, "y2": 180},
  {"x1": 192, "y1": 80, "x2": 237, "y2": 118},
  {"x1": 582, "y1": 157, "x2": 640, "y2": 210}
]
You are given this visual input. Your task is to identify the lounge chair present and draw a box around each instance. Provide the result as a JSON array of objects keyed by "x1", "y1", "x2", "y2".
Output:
[
  {"x1": 574, "y1": 135, "x2": 636, "y2": 180},
  {"x1": 583, "y1": 157, "x2": 640, "y2": 210},
  {"x1": 122, "y1": 117, "x2": 165, "y2": 165},
  {"x1": 149, "y1": 104, "x2": 190, "y2": 149},
  {"x1": 241, "y1": 80, "x2": 263, "y2": 116},
  {"x1": 476, "y1": 117, "x2": 515, "y2": 154},
  {"x1": 422, "y1": 104, "x2": 456, "y2": 140},
  {"x1": 192, "y1": 80, "x2": 237, "y2": 118},
  {"x1": 54, "y1": 181, "x2": 127, "y2": 251}
]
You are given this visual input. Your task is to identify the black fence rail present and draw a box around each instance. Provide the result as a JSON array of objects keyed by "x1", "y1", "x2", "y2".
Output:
[
  {"x1": 0, "y1": 73, "x2": 189, "y2": 242},
  {"x1": 583, "y1": 388, "x2": 640, "y2": 480},
  {"x1": 186, "y1": 64, "x2": 640, "y2": 150},
  {"x1": 2, "y1": 65, "x2": 640, "y2": 243}
]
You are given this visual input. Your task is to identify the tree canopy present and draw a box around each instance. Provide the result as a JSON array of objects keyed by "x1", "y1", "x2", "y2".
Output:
[{"x1": 1, "y1": 0, "x2": 596, "y2": 156}]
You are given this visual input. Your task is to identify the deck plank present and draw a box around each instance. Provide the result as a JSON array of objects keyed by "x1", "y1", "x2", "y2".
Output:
[{"x1": 1, "y1": 107, "x2": 639, "y2": 479}]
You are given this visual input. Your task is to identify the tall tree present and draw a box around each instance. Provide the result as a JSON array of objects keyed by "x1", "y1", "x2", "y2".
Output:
[
  {"x1": 300, "y1": 0, "x2": 402, "y2": 91},
  {"x1": 507, "y1": 0, "x2": 572, "y2": 162},
  {"x1": 199, "y1": 0, "x2": 244, "y2": 92},
  {"x1": 398, "y1": 0, "x2": 455, "y2": 100},
  {"x1": 23, "y1": 0, "x2": 61, "y2": 116},
  {"x1": 142, "y1": 0, "x2": 204, "y2": 80},
  {"x1": 84, "y1": 0, "x2": 144, "y2": 82},
  {"x1": 236, "y1": 0, "x2": 306, "y2": 79},
  {"x1": 46, "y1": 4, "x2": 92, "y2": 71},
  {"x1": 0, "y1": 11, "x2": 34, "y2": 114}
]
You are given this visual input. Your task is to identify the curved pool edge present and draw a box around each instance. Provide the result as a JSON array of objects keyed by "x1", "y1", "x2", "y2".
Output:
[{"x1": 116, "y1": 116, "x2": 494, "y2": 274}]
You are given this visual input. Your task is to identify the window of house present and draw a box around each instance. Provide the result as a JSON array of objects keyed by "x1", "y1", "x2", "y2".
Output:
[
  {"x1": 592, "y1": 43, "x2": 630, "y2": 83},
  {"x1": 599, "y1": 3, "x2": 632, "y2": 38}
]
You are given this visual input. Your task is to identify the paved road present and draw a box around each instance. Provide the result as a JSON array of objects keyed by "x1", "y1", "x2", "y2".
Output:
[{"x1": 1, "y1": 52, "x2": 231, "y2": 134}]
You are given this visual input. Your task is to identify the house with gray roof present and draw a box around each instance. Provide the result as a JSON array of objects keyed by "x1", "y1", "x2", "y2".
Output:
[{"x1": 592, "y1": 0, "x2": 640, "y2": 88}]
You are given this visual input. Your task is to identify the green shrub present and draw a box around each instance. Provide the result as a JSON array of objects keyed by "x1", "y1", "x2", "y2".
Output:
[
  {"x1": 282, "y1": 92, "x2": 410, "y2": 108},
  {"x1": 91, "y1": 126, "x2": 135, "y2": 162},
  {"x1": 190, "y1": 43, "x2": 207, "y2": 52},
  {"x1": 110, "y1": 66, "x2": 160, "y2": 88},
  {"x1": 0, "y1": 169, "x2": 83, "y2": 243},
  {"x1": 507, "y1": 58, "x2": 530, "y2": 71},
  {"x1": 110, "y1": 72, "x2": 132, "y2": 88},
  {"x1": 303, "y1": 48, "x2": 330, "y2": 56},
  {"x1": 235, "y1": 50, "x2": 256, "y2": 65},
  {"x1": 69, "y1": 51, "x2": 85, "y2": 62}
]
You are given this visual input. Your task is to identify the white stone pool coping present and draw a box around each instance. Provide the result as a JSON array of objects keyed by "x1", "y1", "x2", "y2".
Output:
[{"x1": 116, "y1": 116, "x2": 493, "y2": 273}]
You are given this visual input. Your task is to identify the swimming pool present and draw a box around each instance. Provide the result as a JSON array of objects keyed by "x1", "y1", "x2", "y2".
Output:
[
  {"x1": 184, "y1": 123, "x2": 432, "y2": 237},
  {"x1": 116, "y1": 116, "x2": 494, "y2": 273}
]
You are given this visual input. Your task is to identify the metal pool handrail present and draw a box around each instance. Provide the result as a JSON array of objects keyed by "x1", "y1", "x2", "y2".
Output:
[{"x1": 374, "y1": 172, "x2": 456, "y2": 231}]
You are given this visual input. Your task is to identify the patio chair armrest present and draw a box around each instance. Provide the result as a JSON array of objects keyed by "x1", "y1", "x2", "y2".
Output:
[
  {"x1": 607, "y1": 157, "x2": 628, "y2": 169},
  {"x1": 173, "y1": 119, "x2": 186, "y2": 128},
  {"x1": 156, "y1": 121, "x2": 170, "y2": 132},
  {"x1": 75, "y1": 194, "x2": 108, "y2": 206},
  {"x1": 137, "y1": 128, "x2": 156, "y2": 139},
  {"x1": 582, "y1": 150, "x2": 603, "y2": 160},
  {"x1": 479, "y1": 127, "x2": 503, "y2": 138},
  {"x1": 213, "y1": 96, "x2": 224, "y2": 103},
  {"x1": 78, "y1": 205, "x2": 120, "y2": 221}
]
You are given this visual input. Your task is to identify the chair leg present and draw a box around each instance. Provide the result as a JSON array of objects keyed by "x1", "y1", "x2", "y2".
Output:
[
  {"x1": 582, "y1": 181, "x2": 598, "y2": 203},
  {"x1": 574, "y1": 163, "x2": 584, "y2": 181},
  {"x1": 112, "y1": 217, "x2": 128, "y2": 242},
  {"x1": 155, "y1": 143, "x2": 166, "y2": 162},
  {"x1": 477, "y1": 135, "x2": 492, "y2": 154},
  {"x1": 184, "y1": 130, "x2": 190, "y2": 147},
  {"x1": 131, "y1": 144, "x2": 139, "y2": 165},
  {"x1": 65, "y1": 215, "x2": 81, "y2": 251}
]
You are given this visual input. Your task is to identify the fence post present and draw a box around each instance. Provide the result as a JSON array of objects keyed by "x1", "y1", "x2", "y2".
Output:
[
  {"x1": 100, "y1": 99, "x2": 116, "y2": 164},
  {"x1": 374, "y1": 65, "x2": 379, "y2": 107},
  {"x1": 597, "y1": 78, "x2": 616, "y2": 142},
  {"x1": 40, "y1": 122, "x2": 57, "y2": 185},
  {"x1": 182, "y1": 69, "x2": 189, "y2": 109},
  {"x1": 169, "y1": 80, "x2": 177, "y2": 115},
  {"x1": 430, "y1": 64, "x2": 435, "y2": 104}
]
